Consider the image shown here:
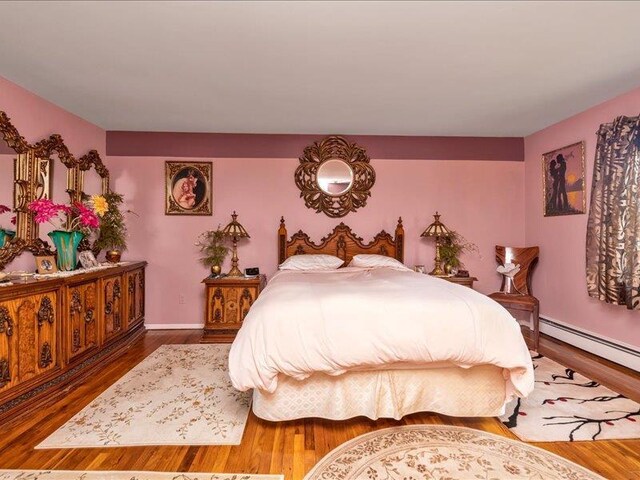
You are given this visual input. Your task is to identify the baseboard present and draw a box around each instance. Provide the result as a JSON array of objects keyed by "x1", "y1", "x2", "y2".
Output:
[
  {"x1": 540, "y1": 316, "x2": 640, "y2": 372},
  {"x1": 146, "y1": 323, "x2": 204, "y2": 330}
]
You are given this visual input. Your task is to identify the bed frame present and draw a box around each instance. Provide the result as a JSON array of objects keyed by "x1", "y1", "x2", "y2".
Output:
[{"x1": 278, "y1": 217, "x2": 404, "y2": 265}]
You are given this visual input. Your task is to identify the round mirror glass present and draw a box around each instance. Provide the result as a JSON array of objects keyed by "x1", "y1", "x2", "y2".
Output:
[{"x1": 317, "y1": 159, "x2": 353, "y2": 196}]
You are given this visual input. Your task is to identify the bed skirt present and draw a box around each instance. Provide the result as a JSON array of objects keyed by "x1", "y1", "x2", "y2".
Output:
[{"x1": 252, "y1": 364, "x2": 508, "y2": 421}]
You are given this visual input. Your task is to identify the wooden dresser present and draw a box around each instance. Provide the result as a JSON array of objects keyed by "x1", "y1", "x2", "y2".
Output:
[
  {"x1": 202, "y1": 274, "x2": 267, "y2": 343},
  {"x1": 0, "y1": 261, "x2": 146, "y2": 423}
]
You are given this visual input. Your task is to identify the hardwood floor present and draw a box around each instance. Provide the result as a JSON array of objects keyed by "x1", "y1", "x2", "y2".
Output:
[{"x1": 0, "y1": 329, "x2": 638, "y2": 479}]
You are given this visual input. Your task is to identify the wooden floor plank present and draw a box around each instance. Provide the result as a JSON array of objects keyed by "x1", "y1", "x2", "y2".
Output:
[{"x1": 0, "y1": 329, "x2": 638, "y2": 479}]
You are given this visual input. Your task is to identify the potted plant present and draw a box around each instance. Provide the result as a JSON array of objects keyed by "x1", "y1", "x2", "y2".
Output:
[
  {"x1": 94, "y1": 192, "x2": 133, "y2": 263},
  {"x1": 439, "y1": 231, "x2": 479, "y2": 275},
  {"x1": 28, "y1": 196, "x2": 107, "y2": 271},
  {"x1": 0, "y1": 205, "x2": 15, "y2": 248},
  {"x1": 196, "y1": 228, "x2": 229, "y2": 276}
]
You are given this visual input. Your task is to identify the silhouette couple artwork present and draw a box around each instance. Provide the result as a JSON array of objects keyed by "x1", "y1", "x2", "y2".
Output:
[{"x1": 549, "y1": 153, "x2": 569, "y2": 212}]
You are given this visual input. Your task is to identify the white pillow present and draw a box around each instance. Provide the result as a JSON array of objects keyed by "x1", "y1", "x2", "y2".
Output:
[
  {"x1": 349, "y1": 254, "x2": 411, "y2": 271},
  {"x1": 279, "y1": 254, "x2": 344, "y2": 271}
]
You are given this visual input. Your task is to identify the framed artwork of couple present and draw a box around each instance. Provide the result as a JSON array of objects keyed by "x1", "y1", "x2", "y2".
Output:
[
  {"x1": 542, "y1": 141, "x2": 586, "y2": 217},
  {"x1": 165, "y1": 161, "x2": 212, "y2": 215}
]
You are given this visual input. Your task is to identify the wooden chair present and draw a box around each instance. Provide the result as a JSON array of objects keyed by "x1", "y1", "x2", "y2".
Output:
[{"x1": 489, "y1": 246, "x2": 540, "y2": 350}]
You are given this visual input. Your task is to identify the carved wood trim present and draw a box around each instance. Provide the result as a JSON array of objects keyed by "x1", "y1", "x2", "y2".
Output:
[
  {"x1": 239, "y1": 288, "x2": 253, "y2": 320},
  {"x1": 278, "y1": 217, "x2": 404, "y2": 265},
  {"x1": 213, "y1": 287, "x2": 223, "y2": 321},
  {"x1": 294, "y1": 136, "x2": 375, "y2": 218},
  {"x1": 70, "y1": 289, "x2": 82, "y2": 313},
  {"x1": 72, "y1": 329, "x2": 81, "y2": 353},
  {"x1": 0, "y1": 111, "x2": 29, "y2": 153},
  {"x1": 37, "y1": 297, "x2": 54, "y2": 328},
  {"x1": 0, "y1": 359, "x2": 10, "y2": 388},
  {"x1": 32, "y1": 134, "x2": 77, "y2": 169},
  {"x1": 0, "y1": 307, "x2": 14, "y2": 337},
  {"x1": 39, "y1": 343, "x2": 53, "y2": 369}
]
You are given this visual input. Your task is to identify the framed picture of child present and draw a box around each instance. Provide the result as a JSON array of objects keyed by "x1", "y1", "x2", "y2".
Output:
[
  {"x1": 542, "y1": 141, "x2": 586, "y2": 217},
  {"x1": 165, "y1": 161, "x2": 212, "y2": 215}
]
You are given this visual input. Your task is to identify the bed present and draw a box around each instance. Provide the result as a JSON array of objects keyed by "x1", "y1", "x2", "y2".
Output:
[{"x1": 228, "y1": 218, "x2": 534, "y2": 421}]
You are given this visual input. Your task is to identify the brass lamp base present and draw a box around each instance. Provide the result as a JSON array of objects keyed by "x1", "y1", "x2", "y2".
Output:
[
  {"x1": 428, "y1": 241, "x2": 446, "y2": 276},
  {"x1": 429, "y1": 262, "x2": 446, "y2": 276},
  {"x1": 227, "y1": 266, "x2": 243, "y2": 277},
  {"x1": 226, "y1": 236, "x2": 244, "y2": 277}
]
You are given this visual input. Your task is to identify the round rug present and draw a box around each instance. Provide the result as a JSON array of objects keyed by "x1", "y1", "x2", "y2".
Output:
[{"x1": 304, "y1": 425, "x2": 604, "y2": 480}]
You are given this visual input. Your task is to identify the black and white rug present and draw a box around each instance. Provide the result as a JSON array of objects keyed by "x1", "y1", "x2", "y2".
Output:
[{"x1": 501, "y1": 353, "x2": 640, "y2": 442}]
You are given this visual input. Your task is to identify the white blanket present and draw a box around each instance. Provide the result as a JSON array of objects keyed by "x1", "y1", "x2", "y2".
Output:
[{"x1": 229, "y1": 267, "x2": 534, "y2": 402}]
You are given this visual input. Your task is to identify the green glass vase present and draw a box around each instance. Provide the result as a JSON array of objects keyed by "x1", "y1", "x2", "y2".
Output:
[
  {"x1": 48, "y1": 230, "x2": 84, "y2": 271},
  {"x1": 0, "y1": 229, "x2": 15, "y2": 248}
]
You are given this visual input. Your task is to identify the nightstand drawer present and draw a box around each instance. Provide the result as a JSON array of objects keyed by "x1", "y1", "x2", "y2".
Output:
[
  {"x1": 442, "y1": 275, "x2": 477, "y2": 289},
  {"x1": 201, "y1": 274, "x2": 266, "y2": 343}
]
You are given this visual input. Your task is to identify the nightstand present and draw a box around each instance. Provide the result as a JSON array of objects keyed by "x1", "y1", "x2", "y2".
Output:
[
  {"x1": 201, "y1": 274, "x2": 267, "y2": 343},
  {"x1": 441, "y1": 275, "x2": 478, "y2": 289}
]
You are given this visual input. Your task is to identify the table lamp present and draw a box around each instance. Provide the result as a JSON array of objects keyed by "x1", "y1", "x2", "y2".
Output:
[
  {"x1": 222, "y1": 211, "x2": 250, "y2": 277},
  {"x1": 421, "y1": 211, "x2": 451, "y2": 276}
]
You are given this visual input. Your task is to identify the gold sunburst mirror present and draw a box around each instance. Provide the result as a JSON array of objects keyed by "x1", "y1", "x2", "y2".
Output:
[{"x1": 294, "y1": 136, "x2": 375, "y2": 218}]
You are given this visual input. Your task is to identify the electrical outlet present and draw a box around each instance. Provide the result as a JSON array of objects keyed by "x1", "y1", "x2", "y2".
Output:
[{"x1": 178, "y1": 294, "x2": 185, "y2": 305}]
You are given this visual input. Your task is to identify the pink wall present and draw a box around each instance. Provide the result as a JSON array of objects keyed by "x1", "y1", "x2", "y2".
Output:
[
  {"x1": 0, "y1": 76, "x2": 105, "y2": 154},
  {"x1": 0, "y1": 76, "x2": 106, "y2": 271},
  {"x1": 108, "y1": 156, "x2": 525, "y2": 326},
  {"x1": 524, "y1": 86, "x2": 640, "y2": 348}
]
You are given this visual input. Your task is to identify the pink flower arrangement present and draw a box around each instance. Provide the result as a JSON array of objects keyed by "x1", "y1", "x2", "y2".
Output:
[
  {"x1": 28, "y1": 198, "x2": 103, "y2": 232},
  {"x1": 74, "y1": 202, "x2": 100, "y2": 229},
  {"x1": 0, "y1": 204, "x2": 14, "y2": 229},
  {"x1": 28, "y1": 199, "x2": 67, "y2": 224}
]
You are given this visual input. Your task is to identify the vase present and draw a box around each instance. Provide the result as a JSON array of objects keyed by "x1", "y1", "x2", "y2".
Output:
[
  {"x1": 0, "y1": 229, "x2": 15, "y2": 249},
  {"x1": 105, "y1": 250, "x2": 122, "y2": 263},
  {"x1": 210, "y1": 265, "x2": 222, "y2": 276},
  {"x1": 48, "y1": 230, "x2": 84, "y2": 271}
]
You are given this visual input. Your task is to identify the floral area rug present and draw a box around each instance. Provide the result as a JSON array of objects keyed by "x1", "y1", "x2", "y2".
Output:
[
  {"x1": 501, "y1": 353, "x2": 640, "y2": 441},
  {"x1": 37, "y1": 344, "x2": 251, "y2": 448},
  {"x1": 0, "y1": 471, "x2": 281, "y2": 480},
  {"x1": 303, "y1": 425, "x2": 603, "y2": 480}
]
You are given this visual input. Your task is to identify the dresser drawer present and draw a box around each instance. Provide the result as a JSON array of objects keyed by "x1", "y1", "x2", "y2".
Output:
[
  {"x1": 0, "y1": 290, "x2": 60, "y2": 394},
  {"x1": 66, "y1": 281, "x2": 99, "y2": 363}
]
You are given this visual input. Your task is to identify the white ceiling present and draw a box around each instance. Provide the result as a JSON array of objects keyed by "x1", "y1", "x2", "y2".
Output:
[{"x1": 1, "y1": 1, "x2": 639, "y2": 136}]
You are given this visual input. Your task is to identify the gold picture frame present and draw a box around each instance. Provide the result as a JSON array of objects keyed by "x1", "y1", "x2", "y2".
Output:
[
  {"x1": 35, "y1": 255, "x2": 58, "y2": 274},
  {"x1": 542, "y1": 141, "x2": 586, "y2": 217},
  {"x1": 165, "y1": 161, "x2": 212, "y2": 216}
]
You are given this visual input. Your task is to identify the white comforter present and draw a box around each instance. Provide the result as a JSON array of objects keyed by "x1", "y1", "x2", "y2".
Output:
[{"x1": 229, "y1": 267, "x2": 534, "y2": 401}]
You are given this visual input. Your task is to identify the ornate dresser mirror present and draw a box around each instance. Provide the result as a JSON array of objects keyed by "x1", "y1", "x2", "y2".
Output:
[
  {"x1": 76, "y1": 150, "x2": 110, "y2": 255},
  {"x1": 0, "y1": 111, "x2": 83, "y2": 269},
  {"x1": 77, "y1": 149, "x2": 110, "y2": 200},
  {"x1": 295, "y1": 136, "x2": 375, "y2": 218}
]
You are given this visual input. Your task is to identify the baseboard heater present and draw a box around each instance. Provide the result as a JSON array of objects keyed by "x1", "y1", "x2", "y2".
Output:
[{"x1": 540, "y1": 316, "x2": 640, "y2": 372}]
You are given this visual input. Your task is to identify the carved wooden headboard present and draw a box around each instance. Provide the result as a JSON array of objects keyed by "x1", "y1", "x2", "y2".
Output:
[{"x1": 278, "y1": 217, "x2": 404, "y2": 265}]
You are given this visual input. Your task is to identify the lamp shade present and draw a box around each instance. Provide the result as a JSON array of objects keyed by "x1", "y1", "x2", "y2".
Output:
[
  {"x1": 222, "y1": 211, "x2": 250, "y2": 239},
  {"x1": 421, "y1": 212, "x2": 451, "y2": 238}
]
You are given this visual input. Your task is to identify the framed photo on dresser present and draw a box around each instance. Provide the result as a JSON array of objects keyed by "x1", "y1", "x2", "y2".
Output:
[
  {"x1": 542, "y1": 141, "x2": 586, "y2": 217},
  {"x1": 35, "y1": 255, "x2": 58, "y2": 274},
  {"x1": 165, "y1": 161, "x2": 212, "y2": 215}
]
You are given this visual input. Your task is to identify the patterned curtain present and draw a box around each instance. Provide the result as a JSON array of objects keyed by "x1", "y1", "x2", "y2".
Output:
[{"x1": 586, "y1": 115, "x2": 640, "y2": 309}]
